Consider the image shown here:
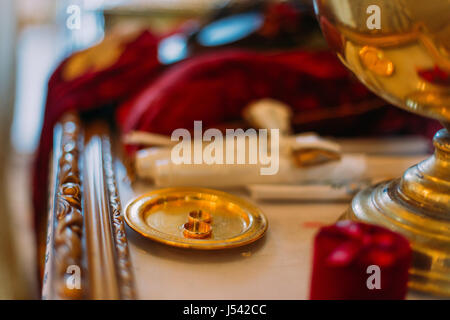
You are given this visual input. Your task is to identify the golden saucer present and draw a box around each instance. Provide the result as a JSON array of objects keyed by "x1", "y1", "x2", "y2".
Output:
[{"x1": 124, "y1": 187, "x2": 268, "y2": 250}]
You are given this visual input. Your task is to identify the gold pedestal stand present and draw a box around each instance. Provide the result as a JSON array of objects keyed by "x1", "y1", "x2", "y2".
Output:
[{"x1": 344, "y1": 129, "x2": 450, "y2": 296}]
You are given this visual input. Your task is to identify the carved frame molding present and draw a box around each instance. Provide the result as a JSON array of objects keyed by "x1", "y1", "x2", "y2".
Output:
[{"x1": 42, "y1": 113, "x2": 135, "y2": 299}]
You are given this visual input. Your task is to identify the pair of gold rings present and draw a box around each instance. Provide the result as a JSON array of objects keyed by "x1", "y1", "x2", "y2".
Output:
[{"x1": 183, "y1": 210, "x2": 212, "y2": 239}]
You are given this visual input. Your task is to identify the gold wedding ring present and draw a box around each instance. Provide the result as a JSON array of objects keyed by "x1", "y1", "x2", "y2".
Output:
[
  {"x1": 183, "y1": 210, "x2": 213, "y2": 239},
  {"x1": 188, "y1": 210, "x2": 212, "y2": 224}
]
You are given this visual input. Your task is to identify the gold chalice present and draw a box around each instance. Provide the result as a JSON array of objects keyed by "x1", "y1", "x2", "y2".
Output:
[{"x1": 312, "y1": 0, "x2": 450, "y2": 295}]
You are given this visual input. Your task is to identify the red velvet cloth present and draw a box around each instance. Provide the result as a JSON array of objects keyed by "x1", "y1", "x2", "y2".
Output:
[
  {"x1": 116, "y1": 49, "x2": 370, "y2": 136},
  {"x1": 310, "y1": 221, "x2": 412, "y2": 300}
]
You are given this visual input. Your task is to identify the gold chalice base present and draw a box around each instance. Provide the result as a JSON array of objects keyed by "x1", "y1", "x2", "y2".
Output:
[
  {"x1": 344, "y1": 129, "x2": 450, "y2": 297},
  {"x1": 124, "y1": 187, "x2": 268, "y2": 250}
]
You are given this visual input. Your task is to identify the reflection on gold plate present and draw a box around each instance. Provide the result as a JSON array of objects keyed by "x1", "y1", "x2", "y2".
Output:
[{"x1": 124, "y1": 188, "x2": 268, "y2": 249}]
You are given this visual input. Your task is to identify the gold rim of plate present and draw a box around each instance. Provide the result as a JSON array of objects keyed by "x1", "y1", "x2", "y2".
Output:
[{"x1": 124, "y1": 187, "x2": 268, "y2": 250}]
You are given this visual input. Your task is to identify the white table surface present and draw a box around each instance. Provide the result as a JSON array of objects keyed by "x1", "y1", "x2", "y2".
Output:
[{"x1": 115, "y1": 153, "x2": 437, "y2": 300}]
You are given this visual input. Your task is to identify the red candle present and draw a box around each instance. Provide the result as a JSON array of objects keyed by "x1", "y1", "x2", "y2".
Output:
[{"x1": 310, "y1": 220, "x2": 412, "y2": 300}]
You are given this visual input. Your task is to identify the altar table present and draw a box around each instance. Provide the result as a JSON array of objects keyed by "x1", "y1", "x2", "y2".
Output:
[{"x1": 116, "y1": 151, "x2": 430, "y2": 300}]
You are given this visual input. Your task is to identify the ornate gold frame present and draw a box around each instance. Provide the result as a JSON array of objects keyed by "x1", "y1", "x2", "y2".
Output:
[{"x1": 42, "y1": 113, "x2": 135, "y2": 300}]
